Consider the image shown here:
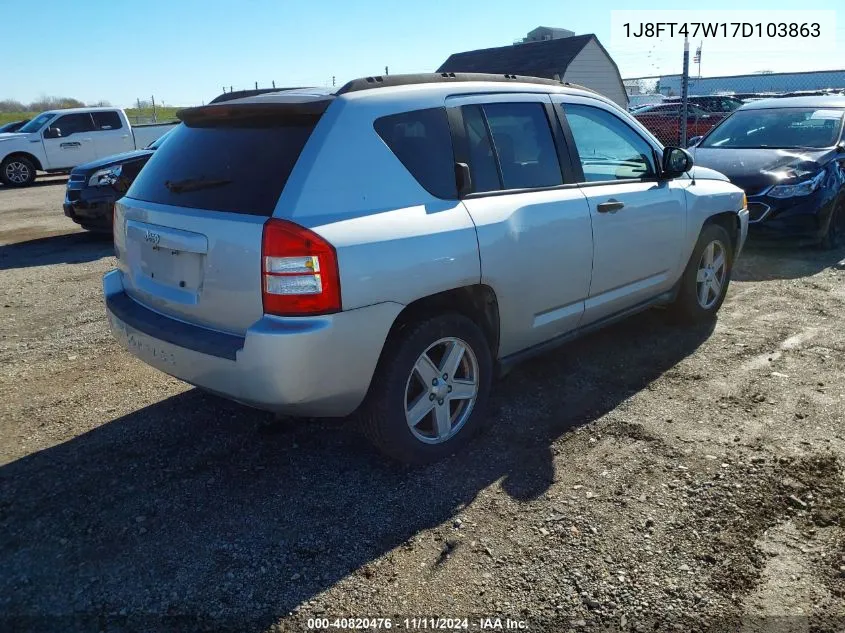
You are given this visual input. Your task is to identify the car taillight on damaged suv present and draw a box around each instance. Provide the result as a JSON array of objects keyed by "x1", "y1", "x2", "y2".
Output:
[{"x1": 261, "y1": 219, "x2": 341, "y2": 316}]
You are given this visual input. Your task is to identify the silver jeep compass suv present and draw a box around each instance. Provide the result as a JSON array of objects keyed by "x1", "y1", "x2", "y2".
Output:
[{"x1": 104, "y1": 73, "x2": 749, "y2": 463}]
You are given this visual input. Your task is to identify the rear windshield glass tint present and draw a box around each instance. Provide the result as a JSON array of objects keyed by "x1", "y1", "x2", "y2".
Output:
[
  {"x1": 127, "y1": 117, "x2": 318, "y2": 215},
  {"x1": 374, "y1": 108, "x2": 457, "y2": 199}
]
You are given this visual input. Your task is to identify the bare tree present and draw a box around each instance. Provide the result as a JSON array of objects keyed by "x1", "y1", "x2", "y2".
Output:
[
  {"x1": 0, "y1": 99, "x2": 27, "y2": 113},
  {"x1": 27, "y1": 96, "x2": 86, "y2": 111}
]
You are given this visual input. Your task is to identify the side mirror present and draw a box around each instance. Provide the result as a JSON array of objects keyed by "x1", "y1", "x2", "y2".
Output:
[
  {"x1": 455, "y1": 162, "x2": 472, "y2": 197},
  {"x1": 662, "y1": 146, "x2": 694, "y2": 179},
  {"x1": 687, "y1": 135, "x2": 703, "y2": 148},
  {"x1": 43, "y1": 127, "x2": 61, "y2": 139}
]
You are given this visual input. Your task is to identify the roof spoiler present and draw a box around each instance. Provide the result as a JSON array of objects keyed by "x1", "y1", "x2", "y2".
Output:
[{"x1": 176, "y1": 98, "x2": 332, "y2": 126}]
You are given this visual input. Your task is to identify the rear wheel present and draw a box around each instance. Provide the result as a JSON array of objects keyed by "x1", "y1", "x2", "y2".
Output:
[
  {"x1": 1, "y1": 156, "x2": 37, "y2": 187},
  {"x1": 360, "y1": 314, "x2": 493, "y2": 464},
  {"x1": 79, "y1": 223, "x2": 112, "y2": 235},
  {"x1": 671, "y1": 224, "x2": 733, "y2": 323},
  {"x1": 819, "y1": 198, "x2": 845, "y2": 250}
]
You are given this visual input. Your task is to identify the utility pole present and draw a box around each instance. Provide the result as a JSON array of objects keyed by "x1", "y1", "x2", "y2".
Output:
[
  {"x1": 332, "y1": 76, "x2": 336, "y2": 87},
  {"x1": 272, "y1": 80, "x2": 275, "y2": 88},
  {"x1": 151, "y1": 95, "x2": 156, "y2": 122},
  {"x1": 255, "y1": 81, "x2": 258, "y2": 90},
  {"x1": 680, "y1": 37, "x2": 690, "y2": 147},
  {"x1": 384, "y1": 66, "x2": 389, "y2": 76}
]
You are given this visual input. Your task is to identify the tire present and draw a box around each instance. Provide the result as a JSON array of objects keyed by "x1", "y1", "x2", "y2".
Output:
[
  {"x1": 79, "y1": 223, "x2": 112, "y2": 235},
  {"x1": 818, "y1": 198, "x2": 845, "y2": 251},
  {"x1": 671, "y1": 223, "x2": 734, "y2": 323},
  {"x1": 359, "y1": 313, "x2": 493, "y2": 465},
  {"x1": 0, "y1": 155, "x2": 37, "y2": 187}
]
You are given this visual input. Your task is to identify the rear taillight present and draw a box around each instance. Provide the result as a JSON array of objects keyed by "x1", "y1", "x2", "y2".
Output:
[{"x1": 261, "y1": 218, "x2": 341, "y2": 316}]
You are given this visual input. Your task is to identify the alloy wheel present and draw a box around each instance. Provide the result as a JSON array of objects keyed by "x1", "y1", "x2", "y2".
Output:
[
  {"x1": 695, "y1": 239, "x2": 728, "y2": 309},
  {"x1": 404, "y1": 337, "x2": 479, "y2": 444},
  {"x1": 4, "y1": 161, "x2": 30, "y2": 184}
]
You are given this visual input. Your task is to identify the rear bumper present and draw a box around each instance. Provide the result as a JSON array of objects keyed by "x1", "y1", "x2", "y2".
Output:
[{"x1": 103, "y1": 270, "x2": 403, "y2": 417}]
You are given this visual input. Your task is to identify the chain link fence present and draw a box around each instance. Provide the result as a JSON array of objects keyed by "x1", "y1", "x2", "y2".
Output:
[{"x1": 623, "y1": 69, "x2": 845, "y2": 147}]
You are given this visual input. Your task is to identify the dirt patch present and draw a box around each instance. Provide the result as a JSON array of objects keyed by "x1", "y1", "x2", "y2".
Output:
[{"x1": 0, "y1": 182, "x2": 844, "y2": 632}]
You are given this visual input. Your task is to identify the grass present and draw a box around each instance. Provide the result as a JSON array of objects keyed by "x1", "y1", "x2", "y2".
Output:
[{"x1": 0, "y1": 107, "x2": 182, "y2": 127}]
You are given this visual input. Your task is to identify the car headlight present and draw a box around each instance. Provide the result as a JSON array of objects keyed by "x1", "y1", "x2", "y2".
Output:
[
  {"x1": 767, "y1": 171, "x2": 825, "y2": 199},
  {"x1": 88, "y1": 165, "x2": 123, "y2": 187}
]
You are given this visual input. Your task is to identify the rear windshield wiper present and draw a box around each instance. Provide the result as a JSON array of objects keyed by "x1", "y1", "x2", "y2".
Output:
[{"x1": 165, "y1": 178, "x2": 232, "y2": 193}]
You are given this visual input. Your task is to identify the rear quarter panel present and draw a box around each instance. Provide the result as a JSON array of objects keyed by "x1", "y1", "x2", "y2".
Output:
[{"x1": 277, "y1": 96, "x2": 481, "y2": 311}]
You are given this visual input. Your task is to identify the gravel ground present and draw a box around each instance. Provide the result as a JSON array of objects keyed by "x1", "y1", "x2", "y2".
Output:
[{"x1": 1, "y1": 181, "x2": 844, "y2": 633}]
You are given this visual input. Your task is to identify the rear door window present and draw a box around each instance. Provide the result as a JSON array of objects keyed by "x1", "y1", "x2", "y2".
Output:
[
  {"x1": 127, "y1": 114, "x2": 319, "y2": 215},
  {"x1": 482, "y1": 102, "x2": 563, "y2": 190},
  {"x1": 460, "y1": 105, "x2": 502, "y2": 193},
  {"x1": 92, "y1": 111, "x2": 123, "y2": 130},
  {"x1": 374, "y1": 108, "x2": 456, "y2": 199}
]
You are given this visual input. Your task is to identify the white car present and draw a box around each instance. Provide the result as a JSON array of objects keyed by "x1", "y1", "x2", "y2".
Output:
[
  {"x1": 0, "y1": 107, "x2": 176, "y2": 187},
  {"x1": 104, "y1": 74, "x2": 749, "y2": 463}
]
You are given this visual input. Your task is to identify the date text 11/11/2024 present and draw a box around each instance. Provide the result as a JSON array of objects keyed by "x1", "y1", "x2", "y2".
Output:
[{"x1": 306, "y1": 617, "x2": 529, "y2": 630}]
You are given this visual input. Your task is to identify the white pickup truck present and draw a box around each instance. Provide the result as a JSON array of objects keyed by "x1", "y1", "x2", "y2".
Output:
[{"x1": 0, "y1": 107, "x2": 177, "y2": 187}]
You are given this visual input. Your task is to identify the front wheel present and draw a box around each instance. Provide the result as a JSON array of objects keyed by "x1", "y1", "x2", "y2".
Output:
[
  {"x1": 0, "y1": 156, "x2": 37, "y2": 187},
  {"x1": 671, "y1": 223, "x2": 734, "y2": 323},
  {"x1": 360, "y1": 314, "x2": 493, "y2": 464},
  {"x1": 819, "y1": 199, "x2": 845, "y2": 250}
]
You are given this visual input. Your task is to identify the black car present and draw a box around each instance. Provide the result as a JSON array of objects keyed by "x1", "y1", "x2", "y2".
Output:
[
  {"x1": 0, "y1": 119, "x2": 30, "y2": 133},
  {"x1": 690, "y1": 96, "x2": 845, "y2": 248},
  {"x1": 63, "y1": 129, "x2": 175, "y2": 232}
]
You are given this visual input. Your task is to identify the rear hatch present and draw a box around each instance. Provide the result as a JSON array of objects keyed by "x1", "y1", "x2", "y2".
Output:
[{"x1": 115, "y1": 94, "x2": 332, "y2": 335}]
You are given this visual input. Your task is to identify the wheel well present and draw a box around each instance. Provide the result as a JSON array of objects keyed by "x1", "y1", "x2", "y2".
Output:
[
  {"x1": 2, "y1": 152, "x2": 43, "y2": 172},
  {"x1": 388, "y1": 285, "x2": 500, "y2": 358},
  {"x1": 703, "y1": 212, "x2": 740, "y2": 254}
]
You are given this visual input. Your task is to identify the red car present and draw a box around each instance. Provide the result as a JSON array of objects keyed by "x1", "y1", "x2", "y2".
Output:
[{"x1": 634, "y1": 103, "x2": 725, "y2": 146}]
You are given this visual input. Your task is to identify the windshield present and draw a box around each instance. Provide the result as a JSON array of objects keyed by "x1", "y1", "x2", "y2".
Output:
[
  {"x1": 18, "y1": 113, "x2": 55, "y2": 134},
  {"x1": 700, "y1": 107, "x2": 845, "y2": 149},
  {"x1": 146, "y1": 127, "x2": 176, "y2": 150}
]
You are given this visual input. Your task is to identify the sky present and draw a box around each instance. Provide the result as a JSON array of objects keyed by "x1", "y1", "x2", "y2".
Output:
[{"x1": 2, "y1": 0, "x2": 843, "y2": 108}]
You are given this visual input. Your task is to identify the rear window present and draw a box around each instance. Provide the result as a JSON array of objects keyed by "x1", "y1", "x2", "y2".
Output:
[
  {"x1": 374, "y1": 108, "x2": 457, "y2": 199},
  {"x1": 92, "y1": 111, "x2": 123, "y2": 130},
  {"x1": 127, "y1": 115, "x2": 318, "y2": 215}
]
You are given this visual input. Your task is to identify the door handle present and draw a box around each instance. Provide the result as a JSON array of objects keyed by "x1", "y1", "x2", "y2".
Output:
[
  {"x1": 596, "y1": 199, "x2": 625, "y2": 213},
  {"x1": 60, "y1": 142, "x2": 81, "y2": 148},
  {"x1": 121, "y1": 134, "x2": 129, "y2": 139}
]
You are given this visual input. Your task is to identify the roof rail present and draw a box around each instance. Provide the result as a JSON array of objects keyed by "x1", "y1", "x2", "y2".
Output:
[{"x1": 336, "y1": 72, "x2": 599, "y2": 95}]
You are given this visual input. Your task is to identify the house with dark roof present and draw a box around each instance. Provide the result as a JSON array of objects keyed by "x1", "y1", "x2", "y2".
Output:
[{"x1": 438, "y1": 30, "x2": 628, "y2": 108}]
